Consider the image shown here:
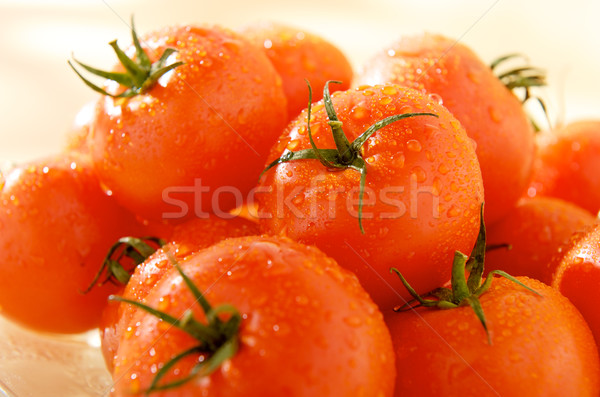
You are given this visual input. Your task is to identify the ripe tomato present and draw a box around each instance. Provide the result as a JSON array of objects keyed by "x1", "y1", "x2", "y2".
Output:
[
  {"x1": 100, "y1": 215, "x2": 259, "y2": 371},
  {"x1": 356, "y1": 33, "x2": 536, "y2": 225},
  {"x1": 257, "y1": 83, "x2": 483, "y2": 309},
  {"x1": 239, "y1": 21, "x2": 354, "y2": 121},
  {"x1": 485, "y1": 196, "x2": 596, "y2": 284},
  {"x1": 72, "y1": 23, "x2": 288, "y2": 222},
  {"x1": 110, "y1": 235, "x2": 395, "y2": 396},
  {"x1": 386, "y1": 276, "x2": 600, "y2": 396},
  {"x1": 0, "y1": 154, "x2": 144, "y2": 333},
  {"x1": 529, "y1": 120, "x2": 600, "y2": 215},
  {"x1": 552, "y1": 224, "x2": 600, "y2": 350}
]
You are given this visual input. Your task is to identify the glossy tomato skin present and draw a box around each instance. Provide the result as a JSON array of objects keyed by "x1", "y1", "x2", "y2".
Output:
[
  {"x1": 91, "y1": 25, "x2": 288, "y2": 222},
  {"x1": 100, "y1": 215, "x2": 259, "y2": 371},
  {"x1": 552, "y1": 224, "x2": 600, "y2": 350},
  {"x1": 0, "y1": 154, "x2": 143, "y2": 333},
  {"x1": 258, "y1": 84, "x2": 483, "y2": 309},
  {"x1": 111, "y1": 236, "x2": 395, "y2": 397},
  {"x1": 485, "y1": 196, "x2": 596, "y2": 284},
  {"x1": 386, "y1": 277, "x2": 600, "y2": 396},
  {"x1": 356, "y1": 33, "x2": 535, "y2": 225},
  {"x1": 239, "y1": 21, "x2": 354, "y2": 121},
  {"x1": 529, "y1": 120, "x2": 600, "y2": 215}
]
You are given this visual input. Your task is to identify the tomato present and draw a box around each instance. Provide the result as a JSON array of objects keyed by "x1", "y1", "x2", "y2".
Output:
[
  {"x1": 100, "y1": 215, "x2": 259, "y2": 371},
  {"x1": 110, "y1": 235, "x2": 395, "y2": 396},
  {"x1": 239, "y1": 21, "x2": 354, "y2": 121},
  {"x1": 71, "y1": 22, "x2": 288, "y2": 222},
  {"x1": 552, "y1": 224, "x2": 600, "y2": 350},
  {"x1": 0, "y1": 154, "x2": 144, "y2": 333},
  {"x1": 386, "y1": 275, "x2": 599, "y2": 396},
  {"x1": 529, "y1": 120, "x2": 600, "y2": 215},
  {"x1": 485, "y1": 196, "x2": 596, "y2": 284},
  {"x1": 257, "y1": 83, "x2": 483, "y2": 309},
  {"x1": 356, "y1": 33, "x2": 536, "y2": 225}
]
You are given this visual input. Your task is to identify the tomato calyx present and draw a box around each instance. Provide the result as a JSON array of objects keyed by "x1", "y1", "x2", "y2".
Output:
[
  {"x1": 68, "y1": 17, "x2": 184, "y2": 98},
  {"x1": 391, "y1": 205, "x2": 540, "y2": 344},
  {"x1": 110, "y1": 252, "x2": 241, "y2": 394},
  {"x1": 83, "y1": 236, "x2": 164, "y2": 293},
  {"x1": 491, "y1": 53, "x2": 549, "y2": 131},
  {"x1": 260, "y1": 81, "x2": 437, "y2": 233}
]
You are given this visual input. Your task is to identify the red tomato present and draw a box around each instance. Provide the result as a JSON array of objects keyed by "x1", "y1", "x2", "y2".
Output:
[
  {"x1": 529, "y1": 120, "x2": 600, "y2": 215},
  {"x1": 72, "y1": 23, "x2": 288, "y2": 222},
  {"x1": 0, "y1": 154, "x2": 144, "y2": 333},
  {"x1": 257, "y1": 83, "x2": 483, "y2": 309},
  {"x1": 356, "y1": 33, "x2": 536, "y2": 225},
  {"x1": 485, "y1": 196, "x2": 596, "y2": 284},
  {"x1": 111, "y1": 236, "x2": 395, "y2": 396},
  {"x1": 552, "y1": 224, "x2": 600, "y2": 350},
  {"x1": 239, "y1": 21, "x2": 354, "y2": 121},
  {"x1": 100, "y1": 215, "x2": 259, "y2": 371},
  {"x1": 386, "y1": 276, "x2": 600, "y2": 396}
]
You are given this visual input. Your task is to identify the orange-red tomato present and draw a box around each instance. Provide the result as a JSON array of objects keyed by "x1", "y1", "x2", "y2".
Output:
[
  {"x1": 356, "y1": 33, "x2": 536, "y2": 225},
  {"x1": 86, "y1": 24, "x2": 288, "y2": 222},
  {"x1": 239, "y1": 21, "x2": 354, "y2": 121},
  {"x1": 485, "y1": 196, "x2": 596, "y2": 284},
  {"x1": 111, "y1": 236, "x2": 395, "y2": 396},
  {"x1": 386, "y1": 276, "x2": 600, "y2": 396},
  {"x1": 99, "y1": 215, "x2": 259, "y2": 371},
  {"x1": 0, "y1": 154, "x2": 144, "y2": 333},
  {"x1": 258, "y1": 84, "x2": 483, "y2": 309},
  {"x1": 552, "y1": 224, "x2": 600, "y2": 350},
  {"x1": 529, "y1": 120, "x2": 600, "y2": 215}
]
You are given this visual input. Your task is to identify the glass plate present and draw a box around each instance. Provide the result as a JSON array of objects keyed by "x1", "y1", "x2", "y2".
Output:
[{"x1": 0, "y1": 316, "x2": 111, "y2": 396}]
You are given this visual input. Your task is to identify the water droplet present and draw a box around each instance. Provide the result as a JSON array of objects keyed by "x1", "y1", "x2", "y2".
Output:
[
  {"x1": 382, "y1": 86, "x2": 398, "y2": 96},
  {"x1": 287, "y1": 140, "x2": 300, "y2": 150},
  {"x1": 437, "y1": 163, "x2": 450, "y2": 175},
  {"x1": 410, "y1": 166, "x2": 427, "y2": 183},
  {"x1": 429, "y1": 93, "x2": 443, "y2": 105},
  {"x1": 447, "y1": 206, "x2": 460, "y2": 218},
  {"x1": 406, "y1": 139, "x2": 422, "y2": 152},
  {"x1": 379, "y1": 96, "x2": 393, "y2": 105}
]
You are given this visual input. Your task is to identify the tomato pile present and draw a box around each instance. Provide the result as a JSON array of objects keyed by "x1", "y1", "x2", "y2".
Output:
[{"x1": 1, "y1": 19, "x2": 599, "y2": 396}]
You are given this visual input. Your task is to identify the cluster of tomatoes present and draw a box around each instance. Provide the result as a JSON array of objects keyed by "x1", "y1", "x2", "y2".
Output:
[{"x1": 1, "y1": 18, "x2": 600, "y2": 396}]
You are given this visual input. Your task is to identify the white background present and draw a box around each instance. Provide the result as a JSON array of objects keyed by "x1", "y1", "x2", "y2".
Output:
[{"x1": 0, "y1": 0, "x2": 599, "y2": 163}]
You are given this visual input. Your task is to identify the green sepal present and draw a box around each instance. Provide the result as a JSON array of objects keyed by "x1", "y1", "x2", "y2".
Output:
[
  {"x1": 69, "y1": 16, "x2": 184, "y2": 98},
  {"x1": 83, "y1": 236, "x2": 165, "y2": 293},
  {"x1": 110, "y1": 251, "x2": 242, "y2": 394},
  {"x1": 391, "y1": 202, "x2": 542, "y2": 345},
  {"x1": 259, "y1": 80, "x2": 438, "y2": 234}
]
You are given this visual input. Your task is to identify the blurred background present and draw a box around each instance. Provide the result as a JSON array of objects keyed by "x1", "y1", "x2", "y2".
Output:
[
  {"x1": 0, "y1": 0, "x2": 599, "y2": 395},
  {"x1": 0, "y1": 0, "x2": 599, "y2": 164}
]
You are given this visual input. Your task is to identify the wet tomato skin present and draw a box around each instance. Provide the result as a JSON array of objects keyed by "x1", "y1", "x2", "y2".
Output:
[
  {"x1": 100, "y1": 215, "x2": 259, "y2": 371},
  {"x1": 386, "y1": 276, "x2": 600, "y2": 396},
  {"x1": 356, "y1": 33, "x2": 536, "y2": 225},
  {"x1": 552, "y1": 224, "x2": 600, "y2": 351},
  {"x1": 258, "y1": 84, "x2": 483, "y2": 309},
  {"x1": 91, "y1": 25, "x2": 288, "y2": 222},
  {"x1": 111, "y1": 235, "x2": 396, "y2": 397},
  {"x1": 0, "y1": 154, "x2": 144, "y2": 333},
  {"x1": 485, "y1": 196, "x2": 596, "y2": 284}
]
